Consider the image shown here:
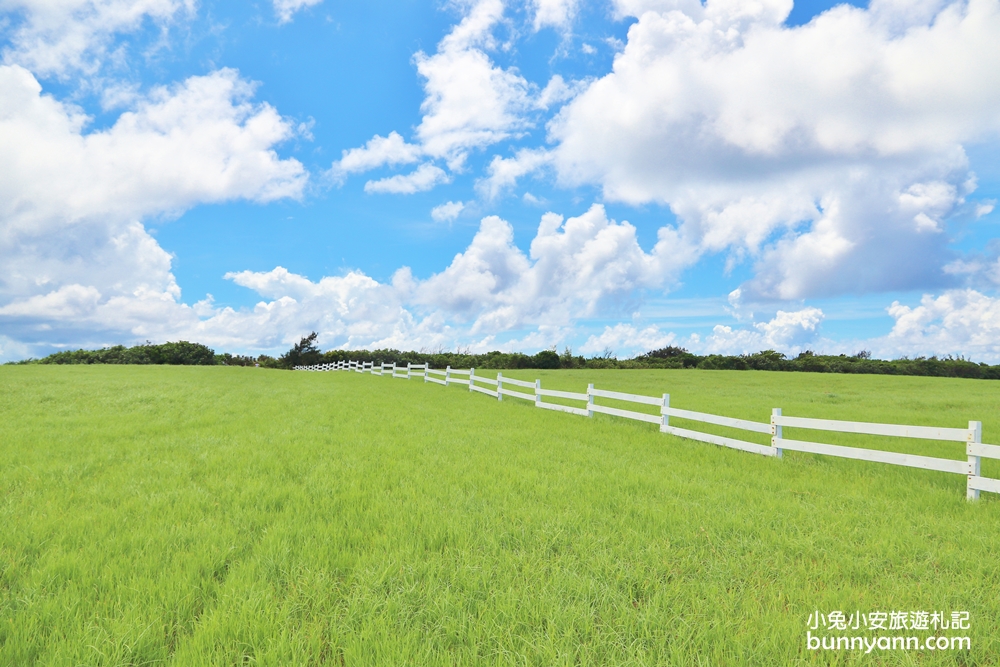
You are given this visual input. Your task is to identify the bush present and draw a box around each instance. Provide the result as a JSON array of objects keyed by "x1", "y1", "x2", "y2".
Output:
[
  {"x1": 532, "y1": 350, "x2": 561, "y2": 369},
  {"x1": 33, "y1": 341, "x2": 216, "y2": 366}
]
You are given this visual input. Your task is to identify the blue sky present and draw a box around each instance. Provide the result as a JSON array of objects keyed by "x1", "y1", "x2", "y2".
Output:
[{"x1": 2, "y1": 0, "x2": 1000, "y2": 362}]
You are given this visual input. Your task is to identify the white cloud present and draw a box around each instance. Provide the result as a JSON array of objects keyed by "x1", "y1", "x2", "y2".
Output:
[
  {"x1": 330, "y1": 131, "x2": 422, "y2": 183},
  {"x1": 273, "y1": 0, "x2": 322, "y2": 23},
  {"x1": 532, "y1": 0, "x2": 579, "y2": 31},
  {"x1": 21, "y1": 194, "x2": 692, "y2": 356},
  {"x1": 536, "y1": 74, "x2": 582, "y2": 110},
  {"x1": 0, "y1": 284, "x2": 103, "y2": 319},
  {"x1": 702, "y1": 308, "x2": 824, "y2": 355},
  {"x1": 416, "y1": 204, "x2": 695, "y2": 332},
  {"x1": 548, "y1": 0, "x2": 1000, "y2": 300},
  {"x1": 580, "y1": 323, "x2": 676, "y2": 356},
  {"x1": 85, "y1": 204, "x2": 686, "y2": 356},
  {"x1": 431, "y1": 200, "x2": 465, "y2": 222},
  {"x1": 0, "y1": 66, "x2": 305, "y2": 244},
  {"x1": 0, "y1": 65, "x2": 308, "y2": 352},
  {"x1": 879, "y1": 289, "x2": 1000, "y2": 360},
  {"x1": 477, "y1": 148, "x2": 552, "y2": 199},
  {"x1": 332, "y1": 0, "x2": 537, "y2": 188},
  {"x1": 0, "y1": 0, "x2": 196, "y2": 77},
  {"x1": 413, "y1": 0, "x2": 533, "y2": 168},
  {"x1": 0, "y1": 263, "x2": 444, "y2": 358},
  {"x1": 218, "y1": 266, "x2": 423, "y2": 348},
  {"x1": 364, "y1": 163, "x2": 450, "y2": 194}
]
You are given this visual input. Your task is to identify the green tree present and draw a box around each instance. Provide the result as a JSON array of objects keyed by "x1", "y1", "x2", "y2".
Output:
[{"x1": 280, "y1": 332, "x2": 322, "y2": 369}]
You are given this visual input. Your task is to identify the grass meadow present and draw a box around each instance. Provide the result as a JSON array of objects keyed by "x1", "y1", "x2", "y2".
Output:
[{"x1": 2, "y1": 365, "x2": 999, "y2": 666}]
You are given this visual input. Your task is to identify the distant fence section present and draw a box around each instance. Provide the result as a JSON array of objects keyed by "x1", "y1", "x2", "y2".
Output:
[{"x1": 296, "y1": 361, "x2": 998, "y2": 501}]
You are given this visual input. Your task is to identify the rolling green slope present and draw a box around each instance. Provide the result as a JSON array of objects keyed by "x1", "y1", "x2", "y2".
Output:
[{"x1": 1, "y1": 366, "x2": 998, "y2": 666}]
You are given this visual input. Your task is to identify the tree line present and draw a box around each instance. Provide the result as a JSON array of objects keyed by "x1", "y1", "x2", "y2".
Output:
[{"x1": 9, "y1": 333, "x2": 1000, "y2": 380}]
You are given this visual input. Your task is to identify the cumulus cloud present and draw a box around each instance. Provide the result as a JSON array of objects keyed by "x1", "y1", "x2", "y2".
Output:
[
  {"x1": 7, "y1": 0, "x2": 1000, "y2": 365},
  {"x1": 332, "y1": 0, "x2": 542, "y2": 190},
  {"x1": 415, "y1": 204, "x2": 694, "y2": 332},
  {"x1": 273, "y1": 0, "x2": 322, "y2": 23},
  {"x1": 207, "y1": 206, "x2": 691, "y2": 350},
  {"x1": 532, "y1": 0, "x2": 579, "y2": 31},
  {"x1": 879, "y1": 289, "x2": 1000, "y2": 360},
  {"x1": 218, "y1": 266, "x2": 422, "y2": 348},
  {"x1": 0, "y1": 0, "x2": 196, "y2": 77},
  {"x1": 0, "y1": 284, "x2": 103, "y2": 319},
  {"x1": 0, "y1": 263, "x2": 443, "y2": 359},
  {"x1": 431, "y1": 200, "x2": 465, "y2": 222},
  {"x1": 540, "y1": 291, "x2": 1000, "y2": 362},
  {"x1": 477, "y1": 148, "x2": 552, "y2": 199},
  {"x1": 536, "y1": 74, "x2": 583, "y2": 109},
  {"x1": 0, "y1": 200, "x2": 698, "y2": 358},
  {"x1": 330, "y1": 131, "x2": 422, "y2": 183},
  {"x1": 1, "y1": 66, "x2": 305, "y2": 241},
  {"x1": 412, "y1": 0, "x2": 534, "y2": 168},
  {"x1": 549, "y1": 0, "x2": 1000, "y2": 300},
  {"x1": 580, "y1": 323, "x2": 677, "y2": 356},
  {"x1": 364, "y1": 163, "x2": 450, "y2": 194},
  {"x1": 702, "y1": 308, "x2": 825, "y2": 355},
  {"x1": 0, "y1": 65, "x2": 307, "y2": 352}
]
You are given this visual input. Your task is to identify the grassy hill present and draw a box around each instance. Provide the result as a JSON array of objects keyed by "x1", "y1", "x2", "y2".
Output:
[{"x1": 1, "y1": 365, "x2": 998, "y2": 665}]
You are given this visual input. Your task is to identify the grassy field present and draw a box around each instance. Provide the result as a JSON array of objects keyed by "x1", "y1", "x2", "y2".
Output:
[{"x1": 1, "y1": 365, "x2": 999, "y2": 666}]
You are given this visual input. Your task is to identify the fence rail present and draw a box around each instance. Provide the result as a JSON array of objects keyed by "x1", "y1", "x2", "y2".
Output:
[{"x1": 294, "y1": 362, "x2": 998, "y2": 501}]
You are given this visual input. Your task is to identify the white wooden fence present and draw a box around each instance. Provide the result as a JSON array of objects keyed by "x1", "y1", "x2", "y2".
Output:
[{"x1": 295, "y1": 361, "x2": 998, "y2": 501}]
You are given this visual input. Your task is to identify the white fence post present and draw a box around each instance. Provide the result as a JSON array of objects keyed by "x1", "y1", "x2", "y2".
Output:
[
  {"x1": 469, "y1": 368, "x2": 475, "y2": 392},
  {"x1": 968, "y1": 420, "x2": 983, "y2": 501},
  {"x1": 424, "y1": 366, "x2": 429, "y2": 383},
  {"x1": 660, "y1": 394, "x2": 669, "y2": 432},
  {"x1": 497, "y1": 372, "x2": 503, "y2": 401},
  {"x1": 587, "y1": 383, "x2": 594, "y2": 417},
  {"x1": 772, "y1": 408, "x2": 783, "y2": 459},
  {"x1": 407, "y1": 362, "x2": 412, "y2": 380},
  {"x1": 445, "y1": 366, "x2": 451, "y2": 387},
  {"x1": 535, "y1": 379, "x2": 541, "y2": 407}
]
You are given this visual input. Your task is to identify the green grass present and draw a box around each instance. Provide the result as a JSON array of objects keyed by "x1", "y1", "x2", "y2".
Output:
[{"x1": 1, "y1": 365, "x2": 999, "y2": 666}]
